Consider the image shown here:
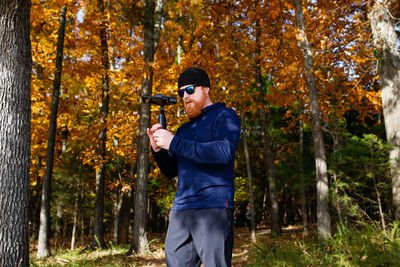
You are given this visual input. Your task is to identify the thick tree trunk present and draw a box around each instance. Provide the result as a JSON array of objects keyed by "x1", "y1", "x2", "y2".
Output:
[
  {"x1": 37, "y1": 5, "x2": 67, "y2": 258},
  {"x1": 293, "y1": 0, "x2": 331, "y2": 239},
  {"x1": 130, "y1": 0, "x2": 165, "y2": 255},
  {"x1": 369, "y1": 0, "x2": 400, "y2": 219},
  {"x1": 0, "y1": 1, "x2": 32, "y2": 266},
  {"x1": 92, "y1": 0, "x2": 110, "y2": 249}
]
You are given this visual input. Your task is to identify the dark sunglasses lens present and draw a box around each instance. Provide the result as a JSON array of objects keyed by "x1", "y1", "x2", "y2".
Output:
[
  {"x1": 186, "y1": 86, "x2": 195, "y2": 94},
  {"x1": 178, "y1": 86, "x2": 195, "y2": 98}
]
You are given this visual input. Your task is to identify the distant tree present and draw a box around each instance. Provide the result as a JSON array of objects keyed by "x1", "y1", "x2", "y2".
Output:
[
  {"x1": 293, "y1": 0, "x2": 331, "y2": 239},
  {"x1": 253, "y1": 0, "x2": 281, "y2": 237},
  {"x1": 92, "y1": 0, "x2": 110, "y2": 249},
  {"x1": 130, "y1": 0, "x2": 165, "y2": 255},
  {"x1": 0, "y1": 0, "x2": 32, "y2": 266},
  {"x1": 37, "y1": 5, "x2": 67, "y2": 258}
]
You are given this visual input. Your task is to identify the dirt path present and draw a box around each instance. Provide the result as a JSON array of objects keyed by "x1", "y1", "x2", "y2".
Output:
[
  {"x1": 133, "y1": 227, "x2": 266, "y2": 267},
  {"x1": 32, "y1": 227, "x2": 271, "y2": 266}
]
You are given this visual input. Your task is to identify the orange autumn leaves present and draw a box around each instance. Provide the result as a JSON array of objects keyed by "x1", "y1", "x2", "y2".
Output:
[{"x1": 30, "y1": 0, "x2": 381, "y2": 191}]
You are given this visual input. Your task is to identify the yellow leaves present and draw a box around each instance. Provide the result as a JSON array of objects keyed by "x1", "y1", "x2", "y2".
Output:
[
  {"x1": 269, "y1": 8, "x2": 280, "y2": 21},
  {"x1": 27, "y1": 0, "x2": 384, "y2": 199}
]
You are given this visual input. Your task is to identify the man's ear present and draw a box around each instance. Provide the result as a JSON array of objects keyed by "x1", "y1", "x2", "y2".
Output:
[{"x1": 204, "y1": 87, "x2": 210, "y2": 95}]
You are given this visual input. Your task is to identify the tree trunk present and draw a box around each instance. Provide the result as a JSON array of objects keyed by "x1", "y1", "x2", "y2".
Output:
[
  {"x1": 241, "y1": 111, "x2": 257, "y2": 241},
  {"x1": 331, "y1": 124, "x2": 344, "y2": 226},
  {"x1": 231, "y1": 27, "x2": 257, "y2": 240},
  {"x1": 55, "y1": 201, "x2": 64, "y2": 239},
  {"x1": 71, "y1": 164, "x2": 82, "y2": 250},
  {"x1": 71, "y1": 194, "x2": 78, "y2": 250},
  {"x1": 299, "y1": 103, "x2": 309, "y2": 234},
  {"x1": 369, "y1": 0, "x2": 400, "y2": 220},
  {"x1": 37, "y1": 5, "x2": 67, "y2": 258},
  {"x1": 235, "y1": 60, "x2": 256, "y2": 241},
  {"x1": 0, "y1": 1, "x2": 32, "y2": 266},
  {"x1": 293, "y1": 0, "x2": 331, "y2": 239},
  {"x1": 130, "y1": 0, "x2": 165, "y2": 255},
  {"x1": 32, "y1": 156, "x2": 43, "y2": 240},
  {"x1": 254, "y1": 17, "x2": 281, "y2": 236},
  {"x1": 112, "y1": 185, "x2": 125, "y2": 245},
  {"x1": 92, "y1": 0, "x2": 110, "y2": 249}
]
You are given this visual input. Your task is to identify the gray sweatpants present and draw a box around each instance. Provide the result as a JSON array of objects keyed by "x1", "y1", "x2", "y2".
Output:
[{"x1": 165, "y1": 208, "x2": 234, "y2": 267}]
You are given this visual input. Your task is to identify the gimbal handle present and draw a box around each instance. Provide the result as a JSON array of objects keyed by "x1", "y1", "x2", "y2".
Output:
[{"x1": 159, "y1": 106, "x2": 166, "y2": 129}]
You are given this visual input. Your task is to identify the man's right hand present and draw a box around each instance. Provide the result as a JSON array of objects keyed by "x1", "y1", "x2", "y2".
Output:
[{"x1": 147, "y1": 123, "x2": 163, "y2": 152}]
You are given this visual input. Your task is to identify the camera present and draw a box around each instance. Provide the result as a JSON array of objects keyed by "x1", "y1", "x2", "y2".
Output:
[
  {"x1": 142, "y1": 94, "x2": 177, "y2": 106},
  {"x1": 142, "y1": 94, "x2": 177, "y2": 129}
]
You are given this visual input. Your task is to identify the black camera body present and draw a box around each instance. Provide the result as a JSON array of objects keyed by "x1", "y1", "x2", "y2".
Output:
[
  {"x1": 142, "y1": 94, "x2": 177, "y2": 106},
  {"x1": 142, "y1": 94, "x2": 177, "y2": 129}
]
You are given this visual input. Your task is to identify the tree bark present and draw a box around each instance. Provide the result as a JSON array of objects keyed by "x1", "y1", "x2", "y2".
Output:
[
  {"x1": 241, "y1": 111, "x2": 257, "y2": 241},
  {"x1": 71, "y1": 164, "x2": 82, "y2": 250},
  {"x1": 231, "y1": 22, "x2": 257, "y2": 241},
  {"x1": 130, "y1": 0, "x2": 165, "y2": 255},
  {"x1": 71, "y1": 193, "x2": 79, "y2": 250},
  {"x1": 299, "y1": 102, "x2": 309, "y2": 234},
  {"x1": 293, "y1": 0, "x2": 331, "y2": 239},
  {"x1": 0, "y1": 1, "x2": 32, "y2": 266},
  {"x1": 92, "y1": 0, "x2": 110, "y2": 249},
  {"x1": 36, "y1": 5, "x2": 67, "y2": 258},
  {"x1": 254, "y1": 14, "x2": 281, "y2": 236},
  {"x1": 369, "y1": 0, "x2": 400, "y2": 220}
]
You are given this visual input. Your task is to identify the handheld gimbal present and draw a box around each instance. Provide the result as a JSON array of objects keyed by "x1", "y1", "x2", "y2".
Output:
[{"x1": 142, "y1": 94, "x2": 177, "y2": 129}]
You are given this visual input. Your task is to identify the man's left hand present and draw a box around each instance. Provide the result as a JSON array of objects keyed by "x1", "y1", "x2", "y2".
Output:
[{"x1": 153, "y1": 129, "x2": 174, "y2": 151}]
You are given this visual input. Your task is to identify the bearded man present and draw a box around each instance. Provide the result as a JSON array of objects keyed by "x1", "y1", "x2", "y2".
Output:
[{"x1": 147, "y1": 67, "x2": 241, "y2": 267}]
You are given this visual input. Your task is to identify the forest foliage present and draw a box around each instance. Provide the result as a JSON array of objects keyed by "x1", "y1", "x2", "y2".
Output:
[{"x1": 26, "y1": 0, "x2": 400, "y2": 260}]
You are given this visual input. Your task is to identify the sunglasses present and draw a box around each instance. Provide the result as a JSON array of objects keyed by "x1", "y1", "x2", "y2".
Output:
[{"x1": 178, "y1": 85, "x2": 196, "y2": 98}]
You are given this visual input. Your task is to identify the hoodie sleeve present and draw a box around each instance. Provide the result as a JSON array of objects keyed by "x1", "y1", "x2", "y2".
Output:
[
  {"x1": 152, "y1": 148, "x2": 178, "y2": 179},
  {"x1": 169, "y1": 108, "x2": 240, "y2": 164}
]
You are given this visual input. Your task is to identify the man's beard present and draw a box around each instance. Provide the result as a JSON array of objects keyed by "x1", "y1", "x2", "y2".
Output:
[{"x1": 184, "y1": 95, "x2": 206, "y2": 119}]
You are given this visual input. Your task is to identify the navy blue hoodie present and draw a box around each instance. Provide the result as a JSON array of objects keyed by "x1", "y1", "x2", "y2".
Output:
[{"x1": 152, "y1": 102, "x2": 241, "y2": 210}]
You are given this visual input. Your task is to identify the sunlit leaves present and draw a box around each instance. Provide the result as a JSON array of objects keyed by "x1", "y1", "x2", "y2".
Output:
[{"x1": 29, "y1": 0, "x2": 385, "y2": 220}]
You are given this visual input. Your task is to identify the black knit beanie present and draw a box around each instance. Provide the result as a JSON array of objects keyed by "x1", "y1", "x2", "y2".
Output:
[{"x1": 178, "y1": 67, "x2": 210, "y2": 89}]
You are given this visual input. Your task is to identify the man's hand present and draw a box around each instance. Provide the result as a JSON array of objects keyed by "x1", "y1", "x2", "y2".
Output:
[
  {"x1": 147, "y1": 123, "x2": 163, "y2": 152},
  {"x1": 153, "y1": 128, "x2": 175, "y2": 151},
  {"x1": 147, "y1": 123, "x2": 175, "y2": 151}
]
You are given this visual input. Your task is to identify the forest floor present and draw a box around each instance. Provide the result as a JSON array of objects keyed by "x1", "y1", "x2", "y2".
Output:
[{"x1": 31, "y1": 226, "x2": 280, "y2": 266}]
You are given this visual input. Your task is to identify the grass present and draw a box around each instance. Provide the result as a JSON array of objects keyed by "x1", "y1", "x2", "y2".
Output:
[
  {"x1": 30, "y1": 224, "x2": 399, "y2": 266},
  {"x1": 30, "y1": 244, "x2": 166, "y2": 267},
  {"x1": 248, "y1": 223, "x2": 400, "y2": 267}
]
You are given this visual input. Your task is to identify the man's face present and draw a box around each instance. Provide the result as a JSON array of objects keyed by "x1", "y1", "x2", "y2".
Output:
[{"x1": 180, "y1": 85, "x2": 208, "y2": 119}]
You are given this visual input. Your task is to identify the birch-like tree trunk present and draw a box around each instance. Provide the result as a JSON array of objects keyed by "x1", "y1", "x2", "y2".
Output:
[
  {"x1": 37, "y1": 5, "x2": 67, "y2": 258},
  {"x1": 71, "y1": 164, "x2": 82, "y2": 250},
  {"x1": 130, "y1": 0, "x2": 165, "y2": 255},
  {"x1": 92, "y1": 0, "x2": 110, "y2": 249},
  {"x1": 293, "y1": 0, "x2": 331, "y2": 239},
  {"x1": 369, "y1": 0, "x2": 400, "y2": 219},
  {"x1": 0, "y1": 1, "x2": 32, "y2": 265}
]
